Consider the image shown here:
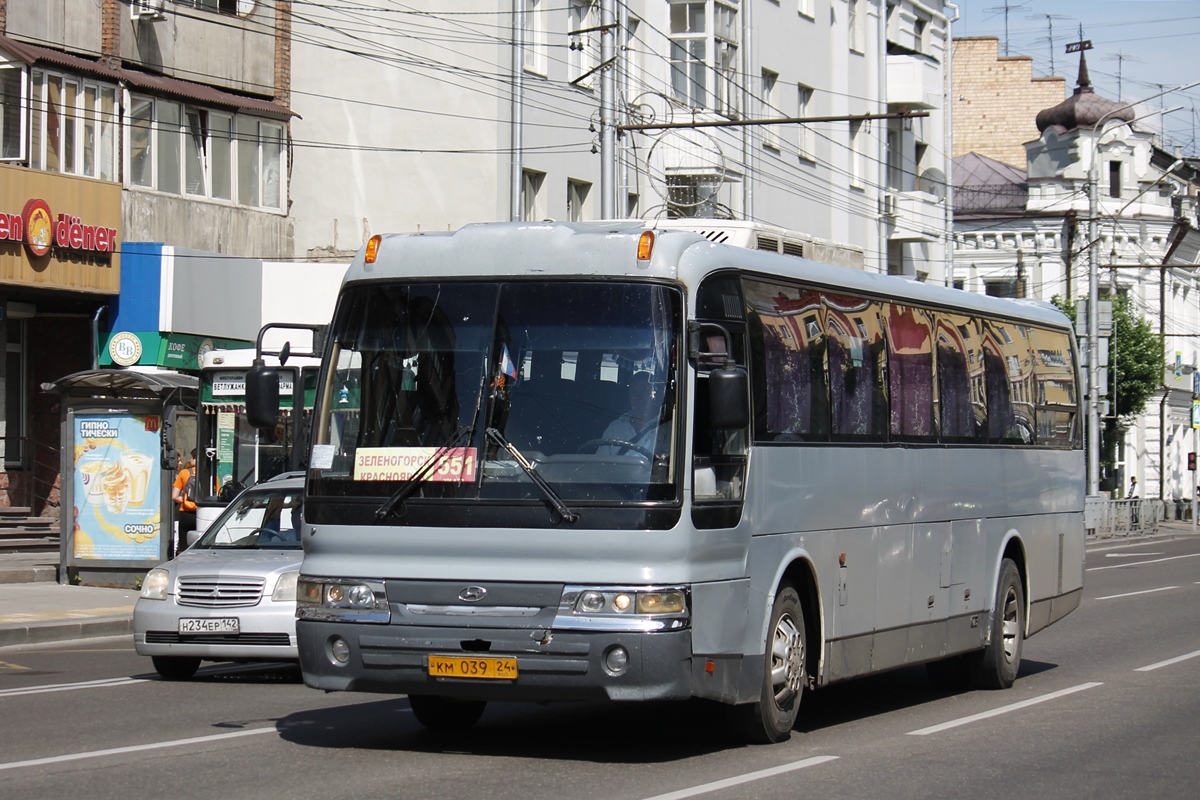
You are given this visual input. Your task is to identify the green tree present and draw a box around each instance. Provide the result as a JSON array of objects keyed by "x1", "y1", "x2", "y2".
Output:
[{"x1": 1052, "y1": 295, "x2": 1163, "y2": 493}]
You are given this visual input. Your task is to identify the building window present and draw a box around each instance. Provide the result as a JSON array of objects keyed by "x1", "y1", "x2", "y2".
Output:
[
  {"x1": 568, "y1": 0, "x2": 598, "y2": 87},
  {"x1": 175, "y1": 0, "x2": 239, "y2": 15},
  {"x1": 28, "y1": 69, "x2": 118, "y2": 180},
  {"x1": 797, "y1": 84, "x2": 814, "y2": 160},
  {"x1": 567, "y1": 178, "x2": 592, "y2": 222},
  {"x1": 761, "y1": 69, "x2": 780, "y2": 151},
  {"x1": 128, "y1": 94, "x2": 285, "y2": 210},
  {"x1": 522, "y1": 169, "x2": 545, "y2": 221},
  {"x1": 798, "y1": 0, "x2": 813, "y2": 19},
  {"x1": 667, "y1": 174, "x2": 730, "y2": 218},
  {"x1": 1109, "y1": 161, "x2": 1121, "y2": 199},
  {"x1": 523, "y1": 0, "x2": 547, "y2": 75},
  {"x1": 849, "y1": 119, "x2": 864, "y2": 187},
  {"x1": 0, "y1": 65, "x2": 26, "y2": 161},
  {"x1": 669, "y1": 1, "x2": 738, "y2": 116},
  {"x1": 848, "y1": 0, "x2": 862, "y2": 53}
]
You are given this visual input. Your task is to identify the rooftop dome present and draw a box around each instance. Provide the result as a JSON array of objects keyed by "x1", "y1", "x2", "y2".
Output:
[{"x1": 1035, "y1": 51, "x2": 1135, "y2": 133}]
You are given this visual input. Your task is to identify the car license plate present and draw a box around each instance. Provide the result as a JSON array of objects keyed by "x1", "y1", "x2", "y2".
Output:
[
  {"x1": 427, "y1": 654, "x2": 518, "y2": 680},
  {"x1": 178, "y1": 617, "x2": 240, "y2": 634}
]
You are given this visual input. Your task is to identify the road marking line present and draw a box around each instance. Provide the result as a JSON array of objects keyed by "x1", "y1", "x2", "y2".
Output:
[
  {"x1": 1135, "y1": 649, "x2": 1200, "y2": 672},
  {"x1": 0, "y1": 660, "x2": 31, "y2": 672},
  {"x1": 1087, "y1": 553, "x2": 1200, "y2": 572},
  {"x1": 639, "y1": 756, "x2": 840, "y2": 800},
  {"x1": 1095, "y1": 586, "x2": 1177, "y2": 600},
  {"x1": 907, "y1": 682, "x2": 1103, "y2": 736},
  {"x1": 0, "y1": 676, "x2": 147, "y2": 697},
  {"x1": 0, "y1": 726, "x2": 277, "y2": 772},
  {"x1": 1104, "y1": 552, "x2": 1163, "y2": 558}
]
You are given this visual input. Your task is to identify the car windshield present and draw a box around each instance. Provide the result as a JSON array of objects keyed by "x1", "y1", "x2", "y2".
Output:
[
  {"x1": 309, "y1": 280, "x2": 681, "y2": 504},
  {"x1": 195, "y1": 489, "x2": 303, "y2": 549}
]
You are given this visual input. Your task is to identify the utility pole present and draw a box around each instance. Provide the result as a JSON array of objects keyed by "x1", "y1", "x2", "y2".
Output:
[{"x1": 599, "y1": 0, "x2": 617, "y2": 219}]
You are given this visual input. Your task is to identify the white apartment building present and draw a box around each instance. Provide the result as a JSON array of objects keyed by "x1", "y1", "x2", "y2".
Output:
[{"x1": 288, "y1": 1, "x2": 955, "y2": 281}]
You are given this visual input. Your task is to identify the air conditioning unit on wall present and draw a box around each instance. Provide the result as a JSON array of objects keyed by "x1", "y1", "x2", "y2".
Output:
[{"x1": 131, "y1": 0, "x2": 167, "y2": 21}]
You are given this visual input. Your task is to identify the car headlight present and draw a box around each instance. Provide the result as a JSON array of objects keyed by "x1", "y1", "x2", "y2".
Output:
[
  {"x1": 272, "y1": 571, "x2": 300, "y2": 602},
  {"x1": 295, "y1": 577, "x2": 390, "y2": 623},
  {"x1": 140, "y1": 568, "x2": 170, "y2": 600}
]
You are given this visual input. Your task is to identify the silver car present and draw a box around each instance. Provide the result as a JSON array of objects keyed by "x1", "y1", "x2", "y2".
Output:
[{"x1": 133, "y1": 474, "x2": 305, "y2": 679}]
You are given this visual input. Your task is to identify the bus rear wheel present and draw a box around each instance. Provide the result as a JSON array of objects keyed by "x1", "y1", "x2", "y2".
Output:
[
  {"x1": 970, "y1": 558, "x2": 1024, "y2": 689},
  {"x1": 734, "y1": 584, "x2": 806, "y2": 744},
  {"x1": 408, "y1": 695, "x2": 487, "y2": 732}
]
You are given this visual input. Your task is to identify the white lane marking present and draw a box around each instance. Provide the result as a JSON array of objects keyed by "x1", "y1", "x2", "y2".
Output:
[
  {"x1": 1095, "y1": 586, "x2": 1178, "y2": 601},
  {"x1": 0, "y1": 676, "x2": 147, "y2": 697},
  {"x1": 1088, "y1": 552, "x2": 1200, "y2": 572},
  {"x1": 1135, "y1": 649, "x2": 1200, "y2": 672},
  {"x1": 907, "y1": 682, "x2": 1103, "y2": 736},
  {"x1": 639, "y1": 756, "x2": 840, "y2": 800},
  {"x1": 1105, "y1": 552, "x2": 1163, "y2": 558},
  {"x1": 0, "y1": 726, "x2": 278, "y2": 772}
]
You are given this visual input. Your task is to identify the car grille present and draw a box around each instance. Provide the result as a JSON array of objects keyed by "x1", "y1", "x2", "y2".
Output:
[
  {"x1": 145, "y1": 632, "x2": 292, "y2": 646},
  {"x1": 177, "y1": 576, "x2": 266, "y2": 608}
]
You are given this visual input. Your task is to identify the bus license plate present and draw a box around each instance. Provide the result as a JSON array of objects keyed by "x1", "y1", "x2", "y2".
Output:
[
  {"x1": 427, "y1": 654, "x2": 518, "y2": 680},
  {"x1": 179, "y1": 618, "x2": 239, "y2": 634}
]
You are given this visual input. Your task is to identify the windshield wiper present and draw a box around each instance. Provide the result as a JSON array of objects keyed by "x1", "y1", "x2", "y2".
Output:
[
  {"x1": 485, "y1": 428, "x2": 579, "y2": 523},
  {"x1": 375, "y1": 425, "x2": 473, "y2": 522}
]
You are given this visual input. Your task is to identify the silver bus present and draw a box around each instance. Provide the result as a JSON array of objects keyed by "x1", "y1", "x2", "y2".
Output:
[{"x1": 249, "y1": 221, "x2": 1084, "y2": 743}]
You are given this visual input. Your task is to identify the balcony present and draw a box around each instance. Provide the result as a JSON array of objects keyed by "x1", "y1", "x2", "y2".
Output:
[
  {"x1": 885, "y1": 190, "x2": 944, "y2": 243},
  {"x1": 887, "y1": 54, "x2": 942, "y2": 109}
]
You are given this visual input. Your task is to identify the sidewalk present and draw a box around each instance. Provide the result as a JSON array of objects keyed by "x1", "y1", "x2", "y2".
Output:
[
  {"x1": 0, "y1": 553, "x2": 139, "y2": 648},
  {"x1": 1, "y1": 521, "x2": 1198, "y2": 649}
]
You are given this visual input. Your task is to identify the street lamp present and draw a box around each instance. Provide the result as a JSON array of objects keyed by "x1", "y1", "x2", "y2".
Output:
[{"x1": 1085, "y1": 81, "x2": 1198, "y2": 497}]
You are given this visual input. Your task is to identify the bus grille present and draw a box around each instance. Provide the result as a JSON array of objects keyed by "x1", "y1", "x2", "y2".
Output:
[{"x1": 177, "y1": 576, "x2": 265, "y2": 608}]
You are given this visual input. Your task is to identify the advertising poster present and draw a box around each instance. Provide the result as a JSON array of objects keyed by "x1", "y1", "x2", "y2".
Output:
[{"x1": 72, "y1": 413, "x2": 163, "y2": 561}]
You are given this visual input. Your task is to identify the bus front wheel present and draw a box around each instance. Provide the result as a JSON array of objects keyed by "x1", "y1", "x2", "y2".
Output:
[
  {"x1": 734, "y1": 584, "x2": 806, "y2": 744},
  {"x1": 970, "y1": 558, "x2": 1024, "y2": 689}
]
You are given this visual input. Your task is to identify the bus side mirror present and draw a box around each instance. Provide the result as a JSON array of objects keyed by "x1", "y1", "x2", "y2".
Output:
[
  {"x1": 708, "y1": 363, "x2": 749, "y2": 429},
  {"x1": 245, "y1": 363, "x2": 281, "y2": 429}
]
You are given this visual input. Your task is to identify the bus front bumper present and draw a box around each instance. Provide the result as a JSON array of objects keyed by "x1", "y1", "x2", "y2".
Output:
[{"x1": 296, "y1": 620, "x2": 694, "y2": 702}]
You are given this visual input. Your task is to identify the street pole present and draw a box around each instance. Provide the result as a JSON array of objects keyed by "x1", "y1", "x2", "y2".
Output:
[{"x1": 599, "y1": 0, "x2": 616, "y2": 219}]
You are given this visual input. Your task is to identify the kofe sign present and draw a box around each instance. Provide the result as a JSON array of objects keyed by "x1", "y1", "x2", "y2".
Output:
[{"x1": 0, "y1": 199, "x2": 118, "y2": 258}]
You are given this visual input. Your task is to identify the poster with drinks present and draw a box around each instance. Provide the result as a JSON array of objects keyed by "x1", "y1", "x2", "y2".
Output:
[{"x1": 72, "y1": 413, "x2": 163, "y2": 561}]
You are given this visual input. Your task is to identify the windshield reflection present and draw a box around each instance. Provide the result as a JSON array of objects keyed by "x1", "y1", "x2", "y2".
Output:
[
  {"x1": 197, "y1": 490, "x2": 303, "y2": 549},
  {"x1": 311, "y1": 281, "x2": 681, "y2": 504}
]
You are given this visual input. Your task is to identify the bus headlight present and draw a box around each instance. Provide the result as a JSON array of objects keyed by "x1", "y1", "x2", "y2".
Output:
[
  {"x1": 296, "y1": 577, "x2": 390, "y2": 623},
  {"x1": 557, "y1": 586, "x2": 690, "y2": 631}
]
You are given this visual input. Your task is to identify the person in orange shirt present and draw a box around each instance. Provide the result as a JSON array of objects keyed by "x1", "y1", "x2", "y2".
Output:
[{"x1": 171, "y1": 449, "x2": 197, "y2": 557}]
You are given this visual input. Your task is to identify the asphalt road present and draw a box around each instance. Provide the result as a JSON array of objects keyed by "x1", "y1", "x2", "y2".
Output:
[{"x1": 1, "y1": 535, "x2": 1198, "y2": 800}]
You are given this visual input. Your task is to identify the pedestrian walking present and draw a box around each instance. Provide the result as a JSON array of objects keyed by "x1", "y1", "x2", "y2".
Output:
[{"x1": 171, "y1": 449, "x2": 198, "y2": 557}]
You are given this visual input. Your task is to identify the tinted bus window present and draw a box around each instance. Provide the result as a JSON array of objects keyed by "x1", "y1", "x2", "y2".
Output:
[
  {"x1": 745, "y1": 279, "x2": 829, "y2": 441},
  {"x1": 935, "y1": 313, "x2": 985, "y2": 441},
  {"x1": 1031, "y1": 327, "x2": 1078, "y2": 447},
  {"x1": 827, "y1": 296, "x2": 888, "y2": 440},
  {"x1": 886, "y1": 304, "x2": 935, "y2": 440}
]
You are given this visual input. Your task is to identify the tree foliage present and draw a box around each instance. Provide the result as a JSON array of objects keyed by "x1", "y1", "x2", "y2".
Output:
[{"x1": 1051, "y1": 295, "x2": 1163, "y2": 492}]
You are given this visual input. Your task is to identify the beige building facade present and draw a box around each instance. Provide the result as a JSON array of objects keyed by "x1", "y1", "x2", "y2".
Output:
[{"x1": 952, "y1": 37, "x2": 1066, "y2": 167}]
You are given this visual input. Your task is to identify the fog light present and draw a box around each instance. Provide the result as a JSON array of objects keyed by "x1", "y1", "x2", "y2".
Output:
[
  {"x1": 605, "y1": 645, "x2": 629, "y2": 675},
  {"x1": 328, "y1": 636, "x2": 350, "y2": 665}
]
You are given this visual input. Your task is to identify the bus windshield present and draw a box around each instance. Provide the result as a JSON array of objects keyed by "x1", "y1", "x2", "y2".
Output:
[{"x1": 309, "y1": 280, "x2": 681, "y2": 504}]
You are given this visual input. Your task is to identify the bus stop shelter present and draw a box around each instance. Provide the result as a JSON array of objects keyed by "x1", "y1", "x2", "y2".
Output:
[{"x1": 43, "y1": 369, "x2": 198, "y2": 587}]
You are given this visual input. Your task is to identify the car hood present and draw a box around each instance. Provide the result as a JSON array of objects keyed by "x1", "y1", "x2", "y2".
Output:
[{"x1": 168, "y1": 547, "x2": 303, "y2": 580}]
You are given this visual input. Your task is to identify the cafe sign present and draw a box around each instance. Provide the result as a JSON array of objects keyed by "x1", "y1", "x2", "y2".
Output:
[{"x1": 0, "y1": 198, "x2": 119, "y2": 258}]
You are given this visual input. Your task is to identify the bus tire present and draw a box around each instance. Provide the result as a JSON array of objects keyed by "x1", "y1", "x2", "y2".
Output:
[
  {"x1": 408, "y1": 695, "x2": 487, "y2": 732},
  {"x1": 971, "y1": 558, "x2": 1024, "y2": 690},
  {"x1": 734, "y1": 584, "x2": 806, "y2": 744},
  {"x1": 151, "y1": 655, "x2": 201, "y2": 680}
]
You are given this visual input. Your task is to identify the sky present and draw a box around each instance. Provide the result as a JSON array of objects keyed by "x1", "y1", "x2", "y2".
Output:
[{"x1": 950, "y1": 0, "x2": 1200, "y2": 156}]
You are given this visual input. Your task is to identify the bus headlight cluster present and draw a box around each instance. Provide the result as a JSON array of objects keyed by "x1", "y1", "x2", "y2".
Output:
[
  {"x1": 558, "y1": 586, "x2": 690, "y2": 631},
  {"x1": 296, "y1": 577, "x2": 390, "y2": 623}
]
